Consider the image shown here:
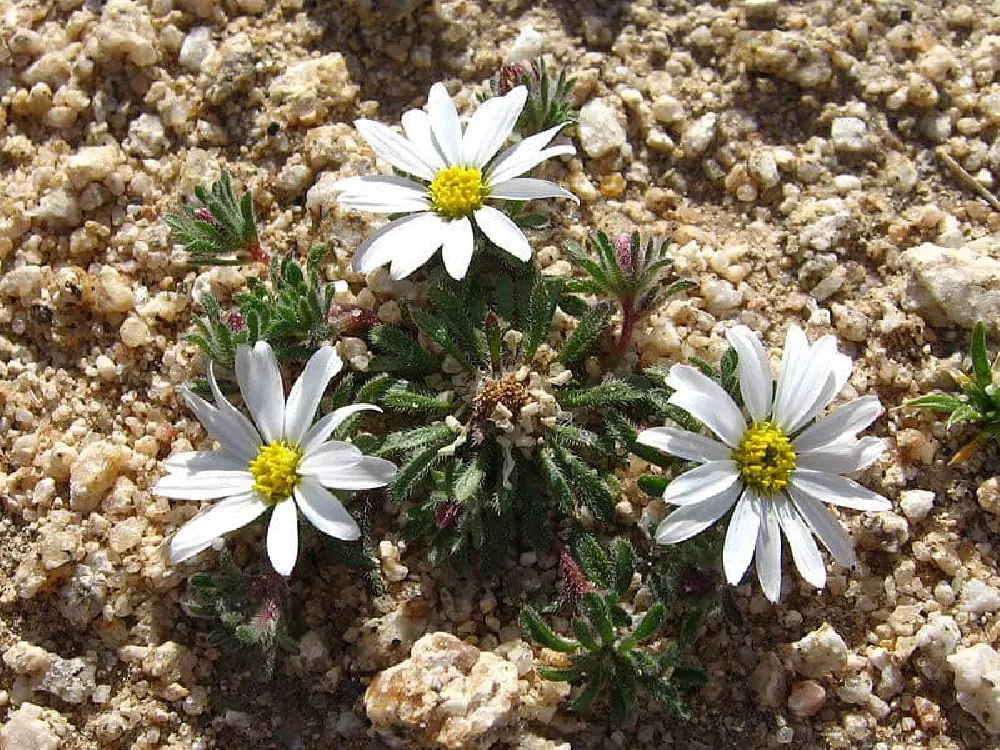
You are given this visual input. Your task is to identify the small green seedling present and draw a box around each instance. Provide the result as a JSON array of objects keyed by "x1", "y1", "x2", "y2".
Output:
[{"x1": 910, "y1": 321, "x2": 1000, "y2": 464}]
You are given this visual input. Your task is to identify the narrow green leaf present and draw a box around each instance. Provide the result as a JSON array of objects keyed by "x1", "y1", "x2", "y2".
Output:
[
  {"x1": 972, "y1": 321, "x2": 993, "y2": 389},
  {"x1": 558, "y1": 302, "x2": 612, "y2": 368},
  {"x1": 612, "y1": 539, "x2": 635, "y2": 597},
  {"x1": 572, "y1": 617, "x2": 600, "y2": 652},
  {"x1": 582, "y1": 592, "x2": 615, "y2": 646},
  {"x1": 637, "y1": 474, "x2": 668, "y2": 496},
  {"x1": 571, "y1": 532, "x2": 611, "y2": 589},
  {"x1": 519, "y1": 606, "x2": 578, "y2": 652},
  {"x1": 538, "y1": 667, "x2": 577, "y2": 682}
]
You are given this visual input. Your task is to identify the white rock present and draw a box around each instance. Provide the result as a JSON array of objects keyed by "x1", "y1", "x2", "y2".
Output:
[
  {"x1": 178, "y1": 27, "x2": 214, "y2": 72},
  {"x1": 268, "y1": 54, "x2": 358, "y2": 126},
  {"x1": 960, "y1": 579, "x2": 1000, "y2": 615},
  {"x1": 577, "y1": 99, "x2": 626, "y2": 158},
  {"x1": 831, "y1": 117, "x2": 870, "y2": 154},
  {"x1": 508, "y1": 25, "x2": 545, "y2": 62},
  {"x1": 365, "y1": 632, "x2": 518, "y2": 748},
  {"x1": 0, "y1": 703, "x2": 65, "y2": 750},
  {"x1": 948, "y1": 643, "x2": 1000, "y2": 733},
  {"x1": 899, "y1": 489, "x2": 934, "y2": 522},
  {"x1": 791, "y1": 623, "x2": 849, "y2": 679},
  {"x1": 915, "y1": 614, "x2": 961, "y2": 661},
  {"x1": 651, "y1": 95, "x2": 685, "y2": 125},
  {"x1": 681, "y1": 113, "x2": 718, "y2": 156},
  {"x1": 901, "y1": 242, "x2": 1000, "y2": 332},
  {"x1": 31, "y1": 187, "x2": 81, "y2": 226},
  {"x1": 97, "y1": 0, "x2": 159, "y2": 67},
  {"x1": 67, "y1": 146, "x2": 122, "y2": 188},
  {"x1": 125, "y1": 113, "x2": 167, "y2": 157}
]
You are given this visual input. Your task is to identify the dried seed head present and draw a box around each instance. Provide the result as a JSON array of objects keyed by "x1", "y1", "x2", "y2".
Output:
[
  {"x1": 497, "y1": 62, "x2": 529, "y2": 94},
  {"x1": 614, "y1": 232, "x2": 633, "y2": 276},
  {"x1": 474, "y1": 374, "x2": 530, "y2": 421},
  {"x1": 558, "y1": 548, "x2": 592, "y2": 602},
  {"x1": 435, "y1": 501, "x2": 460, "y2": 529}
]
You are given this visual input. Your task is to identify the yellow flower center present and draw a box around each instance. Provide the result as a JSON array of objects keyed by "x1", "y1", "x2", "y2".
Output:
[
  {"x1": 248, "y1": 441, "x2": 302, "y2": 504},
  {"x1": 733, "y1": 422, "x2": 796, "y2": 496},
  {"x1": 429, "y1": 166, "x2": 486, "y2": 219}
]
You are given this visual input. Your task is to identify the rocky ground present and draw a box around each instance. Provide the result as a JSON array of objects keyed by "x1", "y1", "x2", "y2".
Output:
[{"x1": 2, "y1": 0, "x2": 1000, "y2": 747}]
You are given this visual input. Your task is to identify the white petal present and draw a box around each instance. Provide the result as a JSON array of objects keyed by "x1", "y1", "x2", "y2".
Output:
[
  {"x1": 440, "y1": 217, "x2": 475, "y2": 280},
  {"x1": 665, "y1": 364, "x2": 747, "y2": 447},
  {"x1": 298, "y1": 440, "x2": 364, "y2": 473},
  {"x1": 266, "y1": 499, "x2": 299, "y2": 576},
  {"x1": 352, "y1": 212, "x2": 445, "y2": 278},
  {"x1": 170, "y1": 493, "x2": 267, "y2": 564},
  {"x1": 354, "y1": 119, "x2": 437, "y2": 181},
  {"x1": 488, "y1": 177, "x2": 577, "y2": 202},
  {"x1": 401, "y1": 109, "x2": 446, "y2": 171},
  {"x1": 301, "y1": 404, "x2": 381, "y2": 455},
  {"x1": 461, "y1": 86, "x2": 527, "y2": 167},
  {"x1": 295, "y1": 477, "x2": 361, "y2": 541},
  {"x1": 636, "y1": 425, "x2": 730, "y2": 463},
  {"x1": 774, "y1": 496, "x2": 826, "y2": 589},
  {"x1": 427, "y1": 82, "x2": 462, "y2": 165},
  {"x1": 788, "y1": 485, "x2": 857, "y2": 568},
  {"x1": 771, "y1": 325, "x2": 810, "y2": 430},
  {"x1": 205, "y1": 362, "x2": 263, "y2": 460},
  {"x1": 333, "y1": 176, "x2": 431, "y2": 214},
  {"x1": 725, "y1": 325, "x2": 773, "y2": 422},
  {"x1": 154, "y1": 470, "x2": 254, "y2": 500},
  {"x1": 473, "y1": 205, "x2": 531, "y2": 262},
  {"x1": 488, "y1": 125, "x2": 574, "y2": 184},
  {"x1": 775, "y1": 334, "x2": 839, "y2": 432},
  {"x1": 308, "y1": 455, "x2": 397, "y2": 491},
  {"x1": 178, "y1": 388, "x2": 257, "y2": 464},
  {"x1": 284, "y1": 346, "x2": 343, "y2": 446},
  {"x1": 662, "y1": 460, "x2": 740, "y2": 505},
  {"x1": 755, "y1": 502, "x2": 783, "y2": 603},
  {"x1": 235, "y1": 341, "x2": 284, "y2": 443},
  {"x1": 790, "y1": 469, "x2": 892, "y2": 512},
  {"x1": 723, "y1": 490, "x2": 760, "y2": 586},
  {"x1": 654, "y1": 481, "x2": 741, "y2": 545},
  {"x1": 796, "y1": 437, "x2": 884, "y2": 473},
  {"x1": 793, "y1": 396, "x2": 883, "y2": 453},
  {"x1": 163, "y1": 450, "x2": 247, "y2": 474},
  {"x1": 787, "y1": 350, "x2": 854, "y2": 434},
  {"x1": 389, "y1": 219, "x2": 448, "y2": 279}
]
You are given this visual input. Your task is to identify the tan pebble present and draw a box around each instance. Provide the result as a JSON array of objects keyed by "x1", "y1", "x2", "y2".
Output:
[
  {"x1": 912, "y1": 696, "x2": 942, "y2": 731},
  {"x1": 788, "y1": 680, "x2": 826, "y2": 717},
  {"x1": 599, "y1": 174, "x2": 626, "y2": 198}
]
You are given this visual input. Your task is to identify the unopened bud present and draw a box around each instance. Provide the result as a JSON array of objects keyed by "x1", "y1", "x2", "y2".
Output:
[
  {"x1": 497, "y1": 62, "x2": 528, "y2": 95},
  {"x1": 224, "y1": 310, "x2": 245, "y2": 332},
  {"x1": 614, "y1": 233, "x2": 633, "y2": 275}
]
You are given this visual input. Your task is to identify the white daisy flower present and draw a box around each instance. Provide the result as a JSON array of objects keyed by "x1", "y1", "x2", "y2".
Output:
[
  {"x1": 334, "y1": 82, "x2": 578, "y2": 281},
  {"x1": 637, "y1": 325, "x2": 890, "y2": 603},
  {"x1": 155, "y1": 342, "x2": 396, "y2": 577}
]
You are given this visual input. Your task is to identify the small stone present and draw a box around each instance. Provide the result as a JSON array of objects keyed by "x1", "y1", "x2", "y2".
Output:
[
  {"x1": 901, "y1": 242, "x2": 1000, "y2": 333},
  {"x1": 651, "y1": 95, "x2": 685, "y2": 124},
  {"x1": 120, "y1": 316, "x2": 150, "y2": 347},
  {"x1": 125, "y1": 113, "x2": 168, "y2": 157},
  {"x1": 109, "y1": 517, "x2": 147, "y2": 553},
  {"x1": 577, "y1": 99, "x2": 627, "y2": 158},
  {"x1": 32, "y1": 187, "x2": 81, "y2": 227},
  {"x1": 0, "y1": 703, "x2": 65, "y2": 750},
  {"x1": 269, "y1": 54, "x2": 358, "y2": 126},
  {"x1": 948, "y1": 643, "x2": 1000, "y2": 733},
  {"x1": 365, "y1": 632, "x2": 519, "y2": 749},
  {"x1": 899, "y1": 489, "x2": 934, "y2": 522},
  {"x1": 979, "y1": 477, "x2": 1000, "y2": 516},
  {"x1": 831, "y1": 117, "x2": 871, "y2": 155},
  {"x1": 749, "y1": 652, "x2": 787, "y2": 708},
  {"x1": 837, "y1": 671, "x2": 873, "y2": 704},
  {"x1": 66, "y1": 146, "x2": 122, "y2": 188},
  {"x1": 680, "y1": 113, "x2": 718, "y2": 156},
  {"x1": 178, "y1": 27, "x2": 214, "y2": 72},
  {"x1": 70, "y1": 441, "x2": 130, "y2": 513},
  {"x1": 788, "y1": 680, "x2": 826, "y2": 717},
  {"x1": 792, "y1": 623, "x2": 849, "y2": 678},
  {"x1": 960, "y1": 579, "x2": 1000, "y2": 615}
]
